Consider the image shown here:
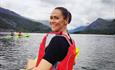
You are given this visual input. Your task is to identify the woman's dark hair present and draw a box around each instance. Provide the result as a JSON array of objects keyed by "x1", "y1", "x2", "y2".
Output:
[{"x1": 55, "y1": 7, "x2": 72, "y2": 24}]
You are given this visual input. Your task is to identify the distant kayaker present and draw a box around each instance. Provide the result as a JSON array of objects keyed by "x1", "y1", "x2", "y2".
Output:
[
  {"x1": 33, "y1": 7, "x2": 78, "y2": 70},
  {"x1": 11, "y1": 31, "x2": 14, "y2": 36},
  {"x1": 18, "y1": 32, "x2": 22, "y2": 36}
]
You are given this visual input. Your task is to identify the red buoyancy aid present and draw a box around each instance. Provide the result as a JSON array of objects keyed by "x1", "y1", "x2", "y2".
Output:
[{"x1": 36, "y1": 32, "x2": 77, "y2": 70}]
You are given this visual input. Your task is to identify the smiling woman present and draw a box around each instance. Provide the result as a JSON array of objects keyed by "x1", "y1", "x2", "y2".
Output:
[
  {"x1": 30, "y1": 7, "x2": 78, "y2": 70},
  {"x1": 49, "y1": 7, "x2": 71, "y2": 32}
]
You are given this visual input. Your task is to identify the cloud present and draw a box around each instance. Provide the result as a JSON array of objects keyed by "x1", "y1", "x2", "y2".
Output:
[
  {"x1": 1, "y1": 0, "x2": 115, "y2": 28},
  {"x1": 66, "y1": 0, "x2": 115, "y2": 27},
  {"x1": 40, "y1": 0, "x2": 65, "y2": 5},
  {"x1": 102, "y1": 0, "x2": 115, "y2": 5},
  {"x1": 1, "y1": 0, "x2": 51, "y2": 20}
]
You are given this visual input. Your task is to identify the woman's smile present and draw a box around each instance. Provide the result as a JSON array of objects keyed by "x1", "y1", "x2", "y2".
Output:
[{"x1": 50, "y1": 9, "x2": 66, "y2": 32}]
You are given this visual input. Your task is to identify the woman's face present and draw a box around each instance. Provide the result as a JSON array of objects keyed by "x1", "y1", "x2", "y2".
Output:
[{"x1": 49, "y1": 9, "x2": 67, "y2": 32}]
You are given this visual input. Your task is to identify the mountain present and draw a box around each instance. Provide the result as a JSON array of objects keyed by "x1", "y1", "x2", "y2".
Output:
[
  {"x1": 68, "y1": 26, "x2": 87, "y2": 33},
  {"x1": 0, "y1": 7, "x2": 20, "y2": 17},
  {"x1": 0, "y1": 7, "x2": 51, "y2": 33},
  {"x1": 70, "y1": 18, "x2": 115, "y2": 34},
  {"x1": 38, "y1": 20, "x2": 50, "y2": 26}
]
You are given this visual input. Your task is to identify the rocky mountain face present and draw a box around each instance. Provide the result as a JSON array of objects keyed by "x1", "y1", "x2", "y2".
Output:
[
  {"x1": 0, "y1": 7, "x2": 51, "y2": 33},
  {"x1": 69, "y1": 18, "x2": 115, "y2": 34}
]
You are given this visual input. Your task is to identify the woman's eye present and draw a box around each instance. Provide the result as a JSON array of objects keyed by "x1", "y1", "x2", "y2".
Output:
[
  {"x1": 50, "y1": 16, "x2": 53, "y2": 19},
  {"x1": 50, "y1": 16, "x2": 59, "y2": 20},
  {"x1": 54, "y1": 16, "x2": 59, "y2": 19}
]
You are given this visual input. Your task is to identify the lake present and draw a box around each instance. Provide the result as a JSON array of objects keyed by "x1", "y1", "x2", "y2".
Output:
[{"x1": 0, "y1": 33, "x2": 115, "y2": 70}]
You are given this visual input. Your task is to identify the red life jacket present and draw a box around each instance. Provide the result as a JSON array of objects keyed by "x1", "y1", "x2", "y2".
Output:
[{"x1": 36, "y1": 32, "x2": 77, "y2": 70}]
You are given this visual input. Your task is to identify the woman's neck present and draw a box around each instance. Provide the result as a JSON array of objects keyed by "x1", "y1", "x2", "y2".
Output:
[
  {"x1": 53, "y1": 26, "x2": 68, "y2": 34},
  {"x1": 61, "y1": 27, "x2": 70, "y2": 39},
  {"x1": 60, "y1": 26, "x2": 68, "y2": 33}
]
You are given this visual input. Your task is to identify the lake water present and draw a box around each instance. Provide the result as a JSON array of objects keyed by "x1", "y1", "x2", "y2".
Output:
[{"x1": 0, "y1": 33, "x2": 115, "y2": 70}]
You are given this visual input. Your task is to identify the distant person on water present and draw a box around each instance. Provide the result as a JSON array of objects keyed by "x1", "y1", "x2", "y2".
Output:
[
  {"x1": 32, "y1": 7, "x2": 78, "y2": 70},
  {"x1": 18, "y1": 32, "x2": 22, "y2": 36},
  {"x1": 11, "y1": 31, "x2": 14, "y2": 36}
]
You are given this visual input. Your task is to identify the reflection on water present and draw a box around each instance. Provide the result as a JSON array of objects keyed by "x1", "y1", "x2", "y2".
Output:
[
  {"x1": 0, "y1": 33, "x2": 115, "y2": 70},
  {"x1": 0, "y1": 36, "x2": 28, "y2": 70}
]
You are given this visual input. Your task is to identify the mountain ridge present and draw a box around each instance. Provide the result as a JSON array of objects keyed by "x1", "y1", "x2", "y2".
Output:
[
  {"x1": 69, "y1": 18, "x2": 115, "y2": 34},
  {"x1": 0, "y1": 7, "x2": 51, "y2": 33}
]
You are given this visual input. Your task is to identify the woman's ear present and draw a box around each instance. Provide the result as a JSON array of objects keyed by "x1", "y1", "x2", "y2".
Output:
[
  {"x1": 66, "y1": 17, "x2": 69, "y2": 24},
  {"x1": 64, "y1": 20, "x2": 68, "y2": 25}
]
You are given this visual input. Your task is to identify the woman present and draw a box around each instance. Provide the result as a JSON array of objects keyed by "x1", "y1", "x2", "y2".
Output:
[{"x1": 33, "y1": 7, "x2": 77, "y2": 70}]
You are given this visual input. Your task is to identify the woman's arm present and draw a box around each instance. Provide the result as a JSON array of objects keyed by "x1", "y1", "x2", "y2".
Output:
[
  {"x1": 33, "y1": 59, "x2": 52, "y2": 70},
  {"x1": 33, "y1": 36, "x2": 69, "y2": 70}
]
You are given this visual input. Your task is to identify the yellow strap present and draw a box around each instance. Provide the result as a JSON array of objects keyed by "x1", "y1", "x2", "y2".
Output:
[{"x1": 76, "y1": 47, "x2": 79, "y2": 59}]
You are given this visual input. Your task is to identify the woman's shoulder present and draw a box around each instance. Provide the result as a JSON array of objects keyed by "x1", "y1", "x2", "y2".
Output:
[
  {"x1": 44, "y1": 35, "x2": 70, "y2": 64},
  {"x1": 45, "y1": 34, "x2": 67, "y2": 46},
  {"x1": 48, "y1": 34, "x2": 67, "y2": 42}
]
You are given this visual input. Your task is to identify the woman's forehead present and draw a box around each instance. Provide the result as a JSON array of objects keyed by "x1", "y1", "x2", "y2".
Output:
[{"x1": 51, "y1": 9, "x2": 63, "y2": 16}]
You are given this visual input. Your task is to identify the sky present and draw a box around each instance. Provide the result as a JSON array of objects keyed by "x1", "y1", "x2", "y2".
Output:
[{"x1": 0, "y1": 0, "x2": 115, "y2": 29}]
